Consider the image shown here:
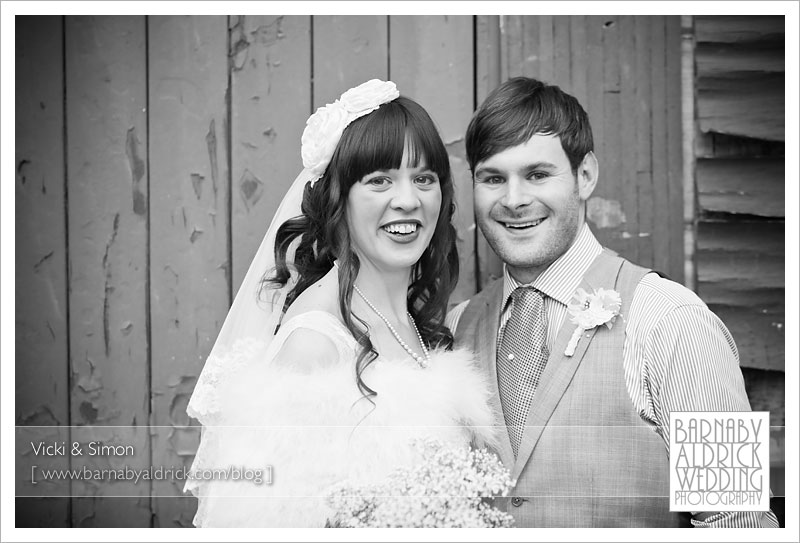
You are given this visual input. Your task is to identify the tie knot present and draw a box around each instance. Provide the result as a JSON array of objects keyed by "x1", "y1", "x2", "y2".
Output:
[{"x1": 512, "y1": 286, "x2": 543, "y2": 304}]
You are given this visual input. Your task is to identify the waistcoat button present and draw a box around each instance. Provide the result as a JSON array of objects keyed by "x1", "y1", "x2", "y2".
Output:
[{"x1": 511, "y1": 497, "x2": 523, "y2": 507}]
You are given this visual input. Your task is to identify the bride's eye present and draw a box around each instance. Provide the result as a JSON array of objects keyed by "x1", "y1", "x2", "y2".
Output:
[{"x1": 364, "y1": 175, "x2": 391, "y2": 187}]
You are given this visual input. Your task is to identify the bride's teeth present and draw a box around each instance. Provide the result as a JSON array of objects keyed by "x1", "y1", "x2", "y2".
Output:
[{"x1": 384, "y1": 223, "x2": 418, "y2": 234}]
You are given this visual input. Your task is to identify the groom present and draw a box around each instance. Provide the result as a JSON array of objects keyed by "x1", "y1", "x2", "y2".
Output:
[{"x1": 449, "y1": 77, "x2": 778, "y2": 527}]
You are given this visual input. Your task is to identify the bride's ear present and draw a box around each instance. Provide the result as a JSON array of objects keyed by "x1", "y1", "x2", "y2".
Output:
[{"x1": 577, "y1": 151, "x2": 599, "y2": 201}]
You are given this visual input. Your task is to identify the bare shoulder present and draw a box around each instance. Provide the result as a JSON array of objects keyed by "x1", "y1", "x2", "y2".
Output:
[
  {"x1": 275, "y1": 327, "x2": 341, "y2": 373},
  {"x1": 282, "y1": 268, "x2": 341, "y2": 323}
]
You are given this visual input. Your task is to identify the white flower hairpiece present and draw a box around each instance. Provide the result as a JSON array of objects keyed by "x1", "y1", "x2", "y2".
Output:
[
  {"x1": 300, "y1": 79, "x2": 399, "y2": 186},
  {"x1": 564, "y1": 287, "x2": 622, "y2": 357}
]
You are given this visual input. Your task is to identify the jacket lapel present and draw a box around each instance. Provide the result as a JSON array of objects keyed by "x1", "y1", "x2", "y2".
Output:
[{"x1": 476, "y1": 282, "x2": 515, "y2": 471}]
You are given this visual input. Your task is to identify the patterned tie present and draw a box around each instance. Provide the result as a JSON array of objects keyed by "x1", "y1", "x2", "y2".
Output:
[{"x1": 497, "y1": 287, "x2": 549, "y2": 457}]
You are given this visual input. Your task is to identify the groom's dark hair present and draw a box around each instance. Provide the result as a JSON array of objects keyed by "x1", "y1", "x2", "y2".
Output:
[{"x1": 466, "y1": 77, "x2": 594, "y2": 173}]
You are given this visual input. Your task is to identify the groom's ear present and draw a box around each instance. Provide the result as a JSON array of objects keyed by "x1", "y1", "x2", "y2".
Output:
[{"x1": 576, "y1": 151, "x2": 599, "y2": 201}]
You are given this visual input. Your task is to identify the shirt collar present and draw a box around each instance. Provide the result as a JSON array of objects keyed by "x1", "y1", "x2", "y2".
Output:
[{"x1": 502, "y1": 222, "x2": 602, "y2": 308}]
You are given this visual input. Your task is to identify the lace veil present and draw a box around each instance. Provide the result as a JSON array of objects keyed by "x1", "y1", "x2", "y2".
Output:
[{"x1": 186, "y1": 80, "x2": 400, "y2": 425}]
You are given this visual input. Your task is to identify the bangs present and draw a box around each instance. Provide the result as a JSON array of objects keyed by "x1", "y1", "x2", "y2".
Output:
[{"x1": 333, "y1": 97, "x2": 450, "y2": 186}]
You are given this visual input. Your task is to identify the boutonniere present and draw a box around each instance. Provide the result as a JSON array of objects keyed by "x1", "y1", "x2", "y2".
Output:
[{"x1": 564, "y1": 287, "x2": 622, "y2": 356}]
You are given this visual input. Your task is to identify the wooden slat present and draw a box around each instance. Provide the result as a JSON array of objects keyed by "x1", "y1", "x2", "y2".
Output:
[
  {"x1": 148, "y1": 15, "x2": 230, "y2": 528},
  {"x1": 312, "y1": 15, "x2": 388, "y2": 108},
  {"x1": 634, "y1": 16, "x2": 654, "y2": 268},
  {"x1": 552, "y1": 16, "x2": 571, "y2": 90},
  {"x1": 584, "y1": 16, "x2": 605, "y2": 200},
  {"x1": 666, "y1": 15, "x2": 685, "y2": 284},
  {"x1": 695, "y1": 15, "x2": 784, "y2": 44},
  {"x1": 389, "y1": 15, "x2": 475, "y2": 304},
  {"x1": 698, "y1": 73, "x2": 784, "y2": 142},
  {"x1": 696, "y1": 131, "x2": 785, "y2": 159},
  {"x1": 230, "y1": 15, "x2": 311, "y2": 292},
  {"x1": 568, "y1": 15, "x2": 588, "y2": 107},
  {"x1": 537, "y1": 16, "x2": 555, "y2": 82},
  {"x1": 65, "y1": 15, "x2": 150, "y2": 527},
  {"x1": 15, "y1": 15, "x2": 70, "y2": 527},
  {"x1": 696, "y1": 220, "x2": 784, "y2": 371},
  {"x1": 650, "y1": 17, "x2": 671, "y2": 278},
  {"x1": 594, "y1": 15, "x2": 623, "y2": 253},
  {"x1": 475, "y1": 16, "x2": 503, "y2": 288},
  {"x1": 502, "y1": 15, "x2": 527, "y2": 79},
  {"x1": 696, "y1": 42, "x2": 784, "y2": 76},
  {"x1": 697, "y1": 158, "x2": 784, "y2": 217},
  {"x1": 619, "y1": 15, "x2": 639, "y2": 263}
]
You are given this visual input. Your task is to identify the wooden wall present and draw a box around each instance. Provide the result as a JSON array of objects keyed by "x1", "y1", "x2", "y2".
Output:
[
  {"x1": 15, "y1": 14, "x2": 781, "y2": 527},
  {"x1": 692, "y1": 15, "x2": 785, "y2": 502}
]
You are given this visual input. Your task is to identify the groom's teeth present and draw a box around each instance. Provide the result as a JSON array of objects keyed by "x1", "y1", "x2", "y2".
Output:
[
  {"x1": 505, "y1": 218, "x2": 545, "y2": 229},
  {"x1": 383, "y1": 223, "x2": 418, "y2": 234}
]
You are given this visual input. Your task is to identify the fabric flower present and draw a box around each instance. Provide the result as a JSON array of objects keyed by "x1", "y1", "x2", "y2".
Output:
[
  {"x1": 564, "y1": 287, "x2": 622, "y2": 356},
  {"x1": 300, "y1": 79, "x2": 399, "y2": 186},
  {"x1": 339, "y1": 79, "x2": 399, "y2": 116},
  {"x1": 301, "y1": 101, "x2": 350, "y2": 181}
]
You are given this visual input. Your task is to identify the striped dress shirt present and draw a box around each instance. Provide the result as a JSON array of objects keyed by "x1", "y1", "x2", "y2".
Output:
[{"x1": 448, "y1": 223, "x2": 779, "y2": 528}]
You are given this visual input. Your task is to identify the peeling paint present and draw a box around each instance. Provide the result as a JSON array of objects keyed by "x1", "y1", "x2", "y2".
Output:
[
  {"x1": 239, "y1": 169, "x2": 264, "y2": 210},
  {"x1": 121, "y1": 321, "x2": 134, "y2": 336},
  {"x1": 262, "y1": 127, "x2": 277, "y2": 142},
  {"x1": 190, "y1": 173, "x2": 204, "y2": 200},
  {"x1": 251, "y1": 17, "x2": 285, "y2": 47},
  {"x1": 17, "y1": 159, "x2": 31, "y2": 185},
  {"x1": 33, "y1": 251, "x2": 54, "y2": 272},
  {"x1": 126, "y1": 127, "x2": 147, "y2": 216},
  {"x1": 190, "y1": 227, "x2": 204, "y2": 244},
  {"x1": 586, "y1": 197, "x2": 626, "y2": 229},
  {"x1": 206, "y1": 120, "x2": 219, "y2": 202},
  {"x1": 102, "y1": 214, "x2": 120, "y2": 357},
  {"x1": 18, "y1": 404, "x2": 59, "y2": 426},
  {"x1": 229, "y1": 16, "x2": 250, "y2": 71},
  {"x1": 79, "y1": 401, "x2": 99, "y2": 424}
]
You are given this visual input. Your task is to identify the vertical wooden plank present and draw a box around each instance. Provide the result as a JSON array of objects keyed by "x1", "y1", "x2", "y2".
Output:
[
  {"x1": 650, "y1": 17, "x2": 671, "y2": 277},
  {"x1": 390, "y1": 15, "x2": 475, "y2": 304},
  {"x1": 537, "y1": 16, "x2": 555, "y2": 82},
  {"x1": 502, "y1": 15, "x2": 526, "y2": 79},
  {"x1": 619, "y1": 16, "x2": 639, "y2": 263},
  {"x1": 476, "y1": 15, "x2": 504, "y2": 287},
  {"x1": 312, "y1": 15, "x2": 388, "y2": 108},
  {"x1": 666, "y1": 15, "x2": 685, "y2": 284},
  {"x1": 592, "y1": 15, "x2": 623, "y2": 253},
  {"x1": 634, "y1": 15, "x2": 654, "y2": 269},
  {"x1": 569, "y1": 16, "x2": 588, "y2": 106},
  {"x1": 148, "y1": 15, "x2": 230, "y2": 527},
  {"x1": 552, "y1": 16, "x2": 571, "y2": 89},
  {"x1": 65, "y1": 15, "x2": 150, "y2": 527},
  {"x1": 230, "y1": 15, "x2": 311, "y2": 292},
  {"x1": 15, "y1": 15, "x2": 70, "y2": 527},
  {"x1": 585, "y1": 16, "x2": 605, "y2": 188}
]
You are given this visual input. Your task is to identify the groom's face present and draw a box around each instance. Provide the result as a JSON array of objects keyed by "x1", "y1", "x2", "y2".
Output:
[{"x1": 472, "y1": 133, "x2": 596, "y2": 284}]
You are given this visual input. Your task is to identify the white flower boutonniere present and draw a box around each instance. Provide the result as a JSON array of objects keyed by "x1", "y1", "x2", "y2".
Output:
[{"x1": 564, "y1": 287, "x2": 622, "y2": 357}]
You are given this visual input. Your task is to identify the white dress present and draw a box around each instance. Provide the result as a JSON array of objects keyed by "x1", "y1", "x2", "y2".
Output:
[{"x1": 186, "y1": 311, "x2": 497, "y2": 528}]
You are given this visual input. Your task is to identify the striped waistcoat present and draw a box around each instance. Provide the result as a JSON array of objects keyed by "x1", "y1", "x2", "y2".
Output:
[{"x1": 456, "y1": 250, "x2": 690, "y2": 527}]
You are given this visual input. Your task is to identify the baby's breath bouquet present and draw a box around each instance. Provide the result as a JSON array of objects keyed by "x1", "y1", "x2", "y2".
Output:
[{"x1": 325, "y1": 438, "x2": 515, "y2": 528}]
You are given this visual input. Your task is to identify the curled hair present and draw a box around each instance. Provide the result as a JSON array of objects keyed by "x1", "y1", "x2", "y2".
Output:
[
  {"x1": 465, "y1": 77, "x2": 594, "y2": 172},
  {"x1": 265, "y1": 96, "x2": 458, "y2": 401}
]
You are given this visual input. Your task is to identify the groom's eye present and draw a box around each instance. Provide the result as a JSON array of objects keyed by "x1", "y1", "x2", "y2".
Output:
[{"x1": 479, "y1": 175, "x2": 505, "y2": 185}]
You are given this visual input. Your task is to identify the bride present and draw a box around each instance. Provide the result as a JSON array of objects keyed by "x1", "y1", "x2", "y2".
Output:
[{"x1": 184, "y1": 80, "x2": 498, "y2": 527}]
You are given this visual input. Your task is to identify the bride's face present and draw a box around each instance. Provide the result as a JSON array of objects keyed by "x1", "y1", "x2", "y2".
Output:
[{"x1": 346, "y1": 145, "x2": 442, "y2": 274}]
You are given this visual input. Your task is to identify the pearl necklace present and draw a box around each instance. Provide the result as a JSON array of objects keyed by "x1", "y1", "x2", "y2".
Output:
[{"x1": 352, "y1": 284, "x2": 430, "y2": 368}]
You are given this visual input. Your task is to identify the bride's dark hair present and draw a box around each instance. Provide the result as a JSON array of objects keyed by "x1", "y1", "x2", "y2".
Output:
[{"x1": 265, "y1": 96, "x2": 458, "y2": 400}]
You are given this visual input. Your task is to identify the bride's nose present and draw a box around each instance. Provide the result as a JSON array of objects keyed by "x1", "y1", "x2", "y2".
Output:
[{"x1": 390, "y1": 178, "x2": 421, "y2": 211}]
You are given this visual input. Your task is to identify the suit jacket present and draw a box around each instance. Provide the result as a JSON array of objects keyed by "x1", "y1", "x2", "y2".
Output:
[{"x1": 455, "y1": 249, "x2": 689, "y2": 527}]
